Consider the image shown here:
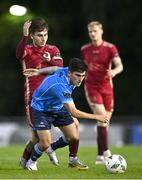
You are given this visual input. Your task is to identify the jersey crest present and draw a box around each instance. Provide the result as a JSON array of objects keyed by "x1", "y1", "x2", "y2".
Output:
[{"x1": 63, "y1": 92, "x2": 71, "y2": 98}]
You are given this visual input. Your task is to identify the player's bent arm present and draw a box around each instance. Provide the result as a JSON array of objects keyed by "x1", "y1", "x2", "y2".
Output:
[
  {"x1": 112, "y1": 56, "x2": 123, "y2": 77},
  {"x1": 16, "y1": 21, "x2": 31, "y2": 60},
  {"x1": 23, "y1": 20, "x2": 31, "y2": 36},
  {"x1": 16, "y1": 36, "x2": 28, "y2": 59},
  {"x1": 64, "y1": 101, "x2": 109, "y2": 123}
]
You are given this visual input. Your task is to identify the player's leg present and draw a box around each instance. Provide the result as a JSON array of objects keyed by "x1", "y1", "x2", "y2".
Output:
[
  {"x1": 59, "y1": 122, "x2": 88, "y2": 170},
  {"x1": 92, "y1": 104, "x2": 112, "y2": 164},
  {"x1": 47, "y1": 117, "x2": 79, "y2": 150},
  {"x1": 92, "y1": 104, "x2": 106, "y2": 163},
  {"x1": 20, "y1": 130, "x2": 39, "y2": 168},
  {"x1": 46, "y1": 117, "x2": 79, "y2": 165},
  {"x1": 26, "y1": 129, "x2": 52, "y2": 171},
  {"x1": 45, "y1": 134, "x2": 67, "y2": 166},
  {"x1": 102, "y1": 92, "x2": 114, "y2": 159},
  {"x1": 26, "y1": 108, "x2": 52, "y2": 171},
  {"x1": 85, "y1": 86, "x2": 111, "y2": 164},
  {"x1": 20, "y1": 104, "x2": 39, "y2": 168},
  {"x1": 91, "y1": 89, "x2": 113, "y2": 164}
]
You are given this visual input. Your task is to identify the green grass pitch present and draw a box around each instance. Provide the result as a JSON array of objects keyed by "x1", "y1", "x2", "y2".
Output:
[{"x1": 0, "y1": 145, "x2": 142, "y2": 179}]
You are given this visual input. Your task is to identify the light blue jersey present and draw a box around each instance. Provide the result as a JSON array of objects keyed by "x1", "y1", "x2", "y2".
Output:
[{"x1": 31, "y1": 67, "x2": 75, "y2": 112}]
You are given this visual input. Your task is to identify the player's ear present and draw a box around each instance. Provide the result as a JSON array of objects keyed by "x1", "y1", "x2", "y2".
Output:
[
  {"x1": 30, "y1": 33, "x2": 33, "y2": 39},
  {"x1": 68, "y1": 71, "x2": 72, "y2": 78}
]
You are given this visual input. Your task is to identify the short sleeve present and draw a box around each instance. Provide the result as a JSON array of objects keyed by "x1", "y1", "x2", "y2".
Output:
[{"x1": 51, "y1": 83, "x2": 73, "y2": 104}]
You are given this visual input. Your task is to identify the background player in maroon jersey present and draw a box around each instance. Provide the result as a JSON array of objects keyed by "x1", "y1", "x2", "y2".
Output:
[
  {"x1": 16, "y1": 17, "x2": 63, "y2": 168},
  {"x1": 81, "y1": 21, "x2": 123, "y2": 164}
]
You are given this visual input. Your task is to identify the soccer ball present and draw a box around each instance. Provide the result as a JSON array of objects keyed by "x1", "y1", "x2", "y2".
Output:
[{"x1": 105, "y1": 154, "x2": 127, "y2": 174}]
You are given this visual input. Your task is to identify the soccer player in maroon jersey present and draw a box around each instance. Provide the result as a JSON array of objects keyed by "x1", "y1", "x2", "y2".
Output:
[
  {"x1": 16, "y1": 17, "x2": 63, "y2": 168},
  {"x1": 81, "y1": 21, "x2": 123, "y2": 164}
]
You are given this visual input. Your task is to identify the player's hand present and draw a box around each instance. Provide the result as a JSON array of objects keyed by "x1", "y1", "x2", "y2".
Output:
[
  {"x1": 43, "y1": 52, "x2": 51, "y2": 62},
  {"x1": 95, "y1": 114, "x2": 110, "y2": 124},
  {"x1": 23, "y1": 20, "x2": 32, "y2": 36},
  {"x1": 23, "y1": 68, "x2": 39, "y2": 77},
  {"x1": 107, "y1": 69, "x2": 116, "y2": 78}
]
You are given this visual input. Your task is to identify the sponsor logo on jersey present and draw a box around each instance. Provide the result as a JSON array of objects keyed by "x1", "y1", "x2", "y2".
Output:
[{"x1": 63, "y1": 92, "x2": 71, "y2": 98}]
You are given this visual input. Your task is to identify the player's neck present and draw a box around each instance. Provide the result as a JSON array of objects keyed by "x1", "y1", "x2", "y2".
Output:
[{"x1": 92, "y1": 39, "x2": 103, "y2": 47}]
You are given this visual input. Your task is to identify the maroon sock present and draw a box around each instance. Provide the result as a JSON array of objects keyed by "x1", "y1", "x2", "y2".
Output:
[
  {"x1": 97, "y1": 126, "x2": 108, "y2": 155},
  {"x1": 69, "y1": 140, "x2": 79, "y2": 157},
  {"x1": 22, "y1": 141, "x2": 35, "y2": 161}
]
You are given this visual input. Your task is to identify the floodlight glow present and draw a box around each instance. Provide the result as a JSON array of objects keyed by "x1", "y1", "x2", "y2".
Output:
[{"x1": 9, "y1": 5, "x2": 27, "y2": 16}]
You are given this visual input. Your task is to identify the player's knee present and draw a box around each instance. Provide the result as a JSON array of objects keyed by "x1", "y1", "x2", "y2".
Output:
[
  {"x1": 99, "y1": 123, "x2": 108, "y2": 127},
  {"x1": 97, "y1": 121, "x2": 109, "y2": 127},
  {"x1": 68, "y1": 135, "x2": 79, "y2": 143},
  {"x1": 75, "y1": 121, "x2": 79, "y2": 131},
  {"x1": 73, "y1": 117, "x2": 80, "y2": 129},
  {"x1": 39, "y1": 139, "x2": 51, "y2": 150}
]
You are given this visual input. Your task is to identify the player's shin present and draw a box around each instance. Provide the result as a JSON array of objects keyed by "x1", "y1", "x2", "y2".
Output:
[
  {"x1": 22, "y1": 140, "x2": 35, "y2": 161},
  {"x1": 97, "y1": 126, "x2": 108, "y2": 154},
  {"x1": 26, "y1": 143, "x2": 44, "y2": 171},
  {"x1": 46, "y1": 136, "x2": 69, "y2": 166},
  {"x1": 69, "y1": 139, "x2": 79, "y2": 158},
  {"x1": 20, "y1": 140, "x2": 35, "y2": 168},
  {"x1": 51, "y1": 135, "x2": 69, "y2": 150}
]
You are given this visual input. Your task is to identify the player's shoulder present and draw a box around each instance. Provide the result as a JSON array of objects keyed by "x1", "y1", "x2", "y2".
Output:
[
  {"x1": 26, "y1": 44, "x2": 33, "y2": 49},
  {"x1": 56, "y1": 67, "x2": 68, "y2": 75},
  {"x1": 54, "y1": 68, "x2": 68, "y2": 81},
  {"x1": 81, "y1": 43, "x2": 92, "y2": 51},
  {"x1": 46, "y1": 44, "x2": 59, "y2": 50},
  {"x1": 25, "y1": 45, "x2": 35, "y2": 54},
  {"x1": 103, "y1": 41, "x2": 116, "y2": 48}
]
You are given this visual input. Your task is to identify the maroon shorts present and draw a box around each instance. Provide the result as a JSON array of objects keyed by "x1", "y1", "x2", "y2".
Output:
[{"x1": 85, "y1": 83, "x2": 114, "y2": 112}]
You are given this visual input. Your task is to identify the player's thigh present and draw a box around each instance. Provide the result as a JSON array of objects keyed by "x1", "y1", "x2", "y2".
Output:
[
  {"x1": 91, "y1": 104, "x2": 109, "y2": 126},
  {"x1": 85, "y1": 86, "x2": 103, "y2": 110},
  {"x1": 91, "y1": 103, "x2": 106, "y2": 115},
  {"x1": 72, "y1": 117, "x2": 79, "y2": 136},
  {"x1": 59, "y1": 122, "x2": 78, "y2": 140},
  {"x1": 103, "y1": 91, "x2": 114, "y2": 112},
  {"x1": 72, "y1": 117, "x2": 79, "y2": 128},
  {"x1": 31, "y1": 130, "x2": 39, "y2": 143}
]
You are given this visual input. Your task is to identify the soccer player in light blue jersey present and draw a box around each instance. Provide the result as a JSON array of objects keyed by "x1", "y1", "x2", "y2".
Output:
[{"x1": 24, "y1": 58, "x2": 109, "y2": 171}]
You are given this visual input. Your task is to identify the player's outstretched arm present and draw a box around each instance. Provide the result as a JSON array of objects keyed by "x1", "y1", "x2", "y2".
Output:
[
  {"x1": 23, "y1": 66, "x2": 60, "y2": 77},
  {"x1": 64, "y1": 101, "x2": 109, "y2": 124}
]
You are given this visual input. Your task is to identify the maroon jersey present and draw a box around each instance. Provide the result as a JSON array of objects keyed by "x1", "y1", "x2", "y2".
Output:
[
  {"x1": 81, "y1": 41, "x2": 119, "y2": 111},
  {"x1": 16, "y1": 36, "x2": 63, "y2": 99},
  {"x1": 81, "y1": 41, "x2": 118, "y2": 87},
  {"x1": 16, "y1": 36, "x2": 63, "y2": 126}
]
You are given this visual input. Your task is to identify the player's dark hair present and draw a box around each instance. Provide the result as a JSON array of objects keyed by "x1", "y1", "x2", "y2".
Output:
[
  {"x1": 29, "y1": 17, "x2": 48, "y2": 34},
  {"x1": 69, "y1": 58, "x2": 87, "y2": 73}
]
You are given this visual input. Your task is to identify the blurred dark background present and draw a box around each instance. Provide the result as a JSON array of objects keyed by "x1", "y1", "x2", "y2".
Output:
[{"x1": 0, "y1": 0, "x2": 141, "y2": 116}]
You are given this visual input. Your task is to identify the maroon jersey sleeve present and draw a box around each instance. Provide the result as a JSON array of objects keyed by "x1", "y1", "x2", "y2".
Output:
[
  {"x1": 49, "y1": 46, "x2": 63, "y2": 67},
  {"x1": 80, "y1": 44, "x2": 89, "y2": 66},
  {"x1": 110, "y1": 44, "x2": 119, "y2": 59},
  {"x1": 16, "y1": 36, "x2": 28, "y2": 60}
]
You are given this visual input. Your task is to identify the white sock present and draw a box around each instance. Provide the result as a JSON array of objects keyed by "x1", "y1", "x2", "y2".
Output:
[
  {"x1": 46, "y1": 146, "x2": 53, "y2": 153},
  {"x1": 104, "y1": 150, "x2": 111, "y2": 157},
  {"x1": 69, "y1": 156, "x2": 78, "y2": 161}
]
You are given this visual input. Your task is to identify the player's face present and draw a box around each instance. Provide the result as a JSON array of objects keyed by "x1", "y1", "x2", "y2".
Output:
[
  {"x1": 69, "y1": 71, "x2": 86, "y2": 87},
  {"x1": 88, "y1": 25, "x2": 103, "y2": 42},
  {"x1": 31, "y1": 28, "x2": 48, "y2": 47}
]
